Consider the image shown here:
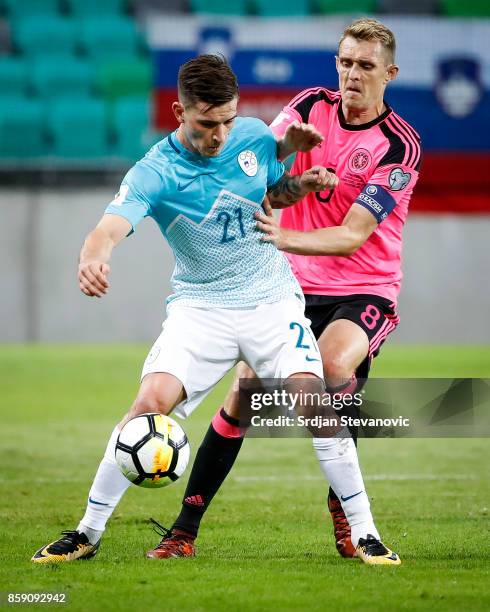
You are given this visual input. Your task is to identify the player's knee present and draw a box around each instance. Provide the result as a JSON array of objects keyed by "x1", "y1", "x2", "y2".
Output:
[
  {"x1": 226, "y1": 362, "x2": 258, "y2": 420},
  {"x1": 322, "y1": 353, "x2": 354, "y2": 384},
  {"x1": 130, "y1": 393, "x2": 173, "y2": 417},
  {"x1": 284, "y1": 374, "x2": 324, "y2": 414},
  {"x1": 232, "y1": 362, "x2": 256, "y2": 392},
  {"x1": 237, "y1": 361, "x2": 255, "y2": 378},
  {"x1": 285, "y1": 372, "x2": 324, "y2": 390}
]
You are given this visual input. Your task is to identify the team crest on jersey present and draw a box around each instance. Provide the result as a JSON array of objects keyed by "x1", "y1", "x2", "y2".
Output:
[
  {"x1": 389, "y1": 167, "x2": 411, "y2": 191},
  {"x1": 348, "y1": 148, "x2": 372, "y2": 173},
  {"x1": 238, "y1": 150, "x2": 258, "y2": 177}
]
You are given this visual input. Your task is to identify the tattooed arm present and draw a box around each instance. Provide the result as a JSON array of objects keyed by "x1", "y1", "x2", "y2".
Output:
[{"x1": 267, "y1": 166, "x2": 338, "y2": 209}]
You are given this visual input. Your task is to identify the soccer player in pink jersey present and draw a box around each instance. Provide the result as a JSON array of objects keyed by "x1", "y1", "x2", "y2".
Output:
[
  {"x1": 152, "y1": 18, "x2": 414, "y2": 566},
  {"x1": 256, "y1": 17, "x2": 420, "y2": 562}
]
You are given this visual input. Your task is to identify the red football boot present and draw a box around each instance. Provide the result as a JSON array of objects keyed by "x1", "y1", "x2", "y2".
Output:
[
  {"x1": 146, "y1": 519, "x2": 196, "y2": 559},
  {"x1": 328, "y1": 495, "x2": 357, "y2": 558}
]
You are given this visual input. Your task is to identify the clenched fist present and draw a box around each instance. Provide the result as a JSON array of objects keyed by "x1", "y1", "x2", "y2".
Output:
[
  {"x1": 299, "y1": 166, "x2": 338, "y2": 193},
  {"x1": 282, "y1": 121, "x2": 324, "y2": 153},
  {"x1": 78, "y1": 261, "x2": 110, "y2": 298}
]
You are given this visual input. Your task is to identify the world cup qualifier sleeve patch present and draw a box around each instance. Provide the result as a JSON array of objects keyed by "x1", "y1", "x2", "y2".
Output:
[{"x1": 354, "y1": 184, "x2": 397, "y2": 223}]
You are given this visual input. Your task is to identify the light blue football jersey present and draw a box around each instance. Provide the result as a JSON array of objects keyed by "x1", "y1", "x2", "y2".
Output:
[{"x1": 105, "y1": 117, "x2": 303, "y2": 308}]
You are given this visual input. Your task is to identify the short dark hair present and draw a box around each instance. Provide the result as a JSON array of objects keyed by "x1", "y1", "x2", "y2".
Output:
[{"x1": 178, "y1": 55, "x2": 239, "y2": 109}]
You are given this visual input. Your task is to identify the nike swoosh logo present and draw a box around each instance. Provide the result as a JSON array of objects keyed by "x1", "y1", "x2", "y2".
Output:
[
  {"x1": 177, "y1": 176, "x2": 201, "y2": 191},
  {"x1": 89, "y1": 496, "x2": 109, "y2": 506},
  {"x1": 305, "y1": 355, "x2": 320, "y2": 362},
  {"x1": 341, "y1": 491, "x2": 363, "y2": 502}
]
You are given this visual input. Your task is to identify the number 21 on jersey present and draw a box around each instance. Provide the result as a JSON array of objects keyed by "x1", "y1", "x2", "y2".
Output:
[{"x1": 216, "y1": 207, "x2": 246, "y2": 243}]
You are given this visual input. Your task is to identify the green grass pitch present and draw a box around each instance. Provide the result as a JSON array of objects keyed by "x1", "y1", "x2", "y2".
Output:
[{"x1": 1, "y1": 345, "x2": 489, "y2": 611}]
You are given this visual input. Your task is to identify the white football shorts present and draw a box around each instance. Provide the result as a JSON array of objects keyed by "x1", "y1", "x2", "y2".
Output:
[{"x1": 141, "y1": 296, "x2": 323, "y2": 418}]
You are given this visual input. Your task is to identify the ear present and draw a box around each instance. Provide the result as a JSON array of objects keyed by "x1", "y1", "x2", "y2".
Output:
[
  {"x1": 172, "y1": 101, "x2": 185, "y2": 124},
  {"x1": 385, "y1": 64, "x2": 399, "y2": 84},
  {"x1": 335, "y1": 55, "x2": 340, "y2": 75}
]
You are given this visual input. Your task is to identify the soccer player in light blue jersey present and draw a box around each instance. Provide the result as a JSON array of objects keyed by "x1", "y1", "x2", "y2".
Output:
[
  {"x1": 164, "y1": 21, "x2": 404, "y2": 567},
  {"x1": 31, "y1": 55, "x2": 340, "y2": 563}
]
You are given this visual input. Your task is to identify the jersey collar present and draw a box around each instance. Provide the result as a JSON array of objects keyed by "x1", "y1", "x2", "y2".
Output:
[
  {"x1": 337, "y1": 101, "x2": 392, "y2": 131},
  {"x1": 168, "y1": 130, "x2": 204, "y2": 162}
]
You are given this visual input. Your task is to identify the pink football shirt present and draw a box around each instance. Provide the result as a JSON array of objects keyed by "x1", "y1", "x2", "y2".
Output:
[{"x1": 270, "y1": 87, "x2": 421, "y2": 304}]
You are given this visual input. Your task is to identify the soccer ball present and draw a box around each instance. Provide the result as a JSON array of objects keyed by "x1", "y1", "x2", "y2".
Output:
[{"x1": 115, "y1": 413, "x2": 190, "y2": 488}]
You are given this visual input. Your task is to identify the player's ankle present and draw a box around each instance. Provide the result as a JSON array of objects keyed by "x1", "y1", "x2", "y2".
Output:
[
  {"x1": 172, "y1": 528, "x2": 196, "y2": 541},
  {"x1": 350, "y1": 522, "x2": 379, "y2": 548},
  {"x1": 77, "y1": 523, "x2": 103, "y2": 546}
]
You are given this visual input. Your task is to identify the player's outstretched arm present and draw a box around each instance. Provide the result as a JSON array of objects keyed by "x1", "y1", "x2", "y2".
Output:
[
  {"x1": 78, "y1": 214, "x2": 131, "y2": 298},
  {"x1": 256, "y1": 201, "x2": 377, "y2": 255},
  {"x1": 267, "y1": 166, "x2": 338, "y2": 209},
  {"x1": 276, "y1": 121, "x2": 324, "y2": 160}
]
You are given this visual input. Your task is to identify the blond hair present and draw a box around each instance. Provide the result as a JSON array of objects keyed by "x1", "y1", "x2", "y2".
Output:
[{"x1": 339, "y1": 18, "x2": 396, "y2": 64}]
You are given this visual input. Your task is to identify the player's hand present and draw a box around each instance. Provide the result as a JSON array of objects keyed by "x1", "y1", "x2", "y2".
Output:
[
  {"x1": 78, "y1": 261, "x2": 110, "y2": 298},
  {"x1": 282, "y1": 121, "x2": 324, "y2": 153},
  {"x1": 300, "y1": 166, "x2": 338, "y2": 193},
  {"x1": 255, "y1": 199, "x2": 291, "y2": 250}
]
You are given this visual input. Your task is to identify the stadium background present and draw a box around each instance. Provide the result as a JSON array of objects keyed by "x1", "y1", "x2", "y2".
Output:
[
  {"x1": 0, "y1": 2, "x2": 489, "y2": 610},
  {"x1": 0, "y1": 0, "x2": 489, "y2": 343}
]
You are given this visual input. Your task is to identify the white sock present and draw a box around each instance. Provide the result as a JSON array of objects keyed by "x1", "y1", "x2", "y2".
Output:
[
  {"x1": 77, "y1": 425, "x2": 131, "y2": 543},
  {"x1": 313, "y1": 435, "x2": 380, "y2": 547}
]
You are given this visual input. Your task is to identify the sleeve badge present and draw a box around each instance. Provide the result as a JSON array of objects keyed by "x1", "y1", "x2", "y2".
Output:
[{"x1": 388, "y1": 167, "x2": 411, "y2": 191}]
